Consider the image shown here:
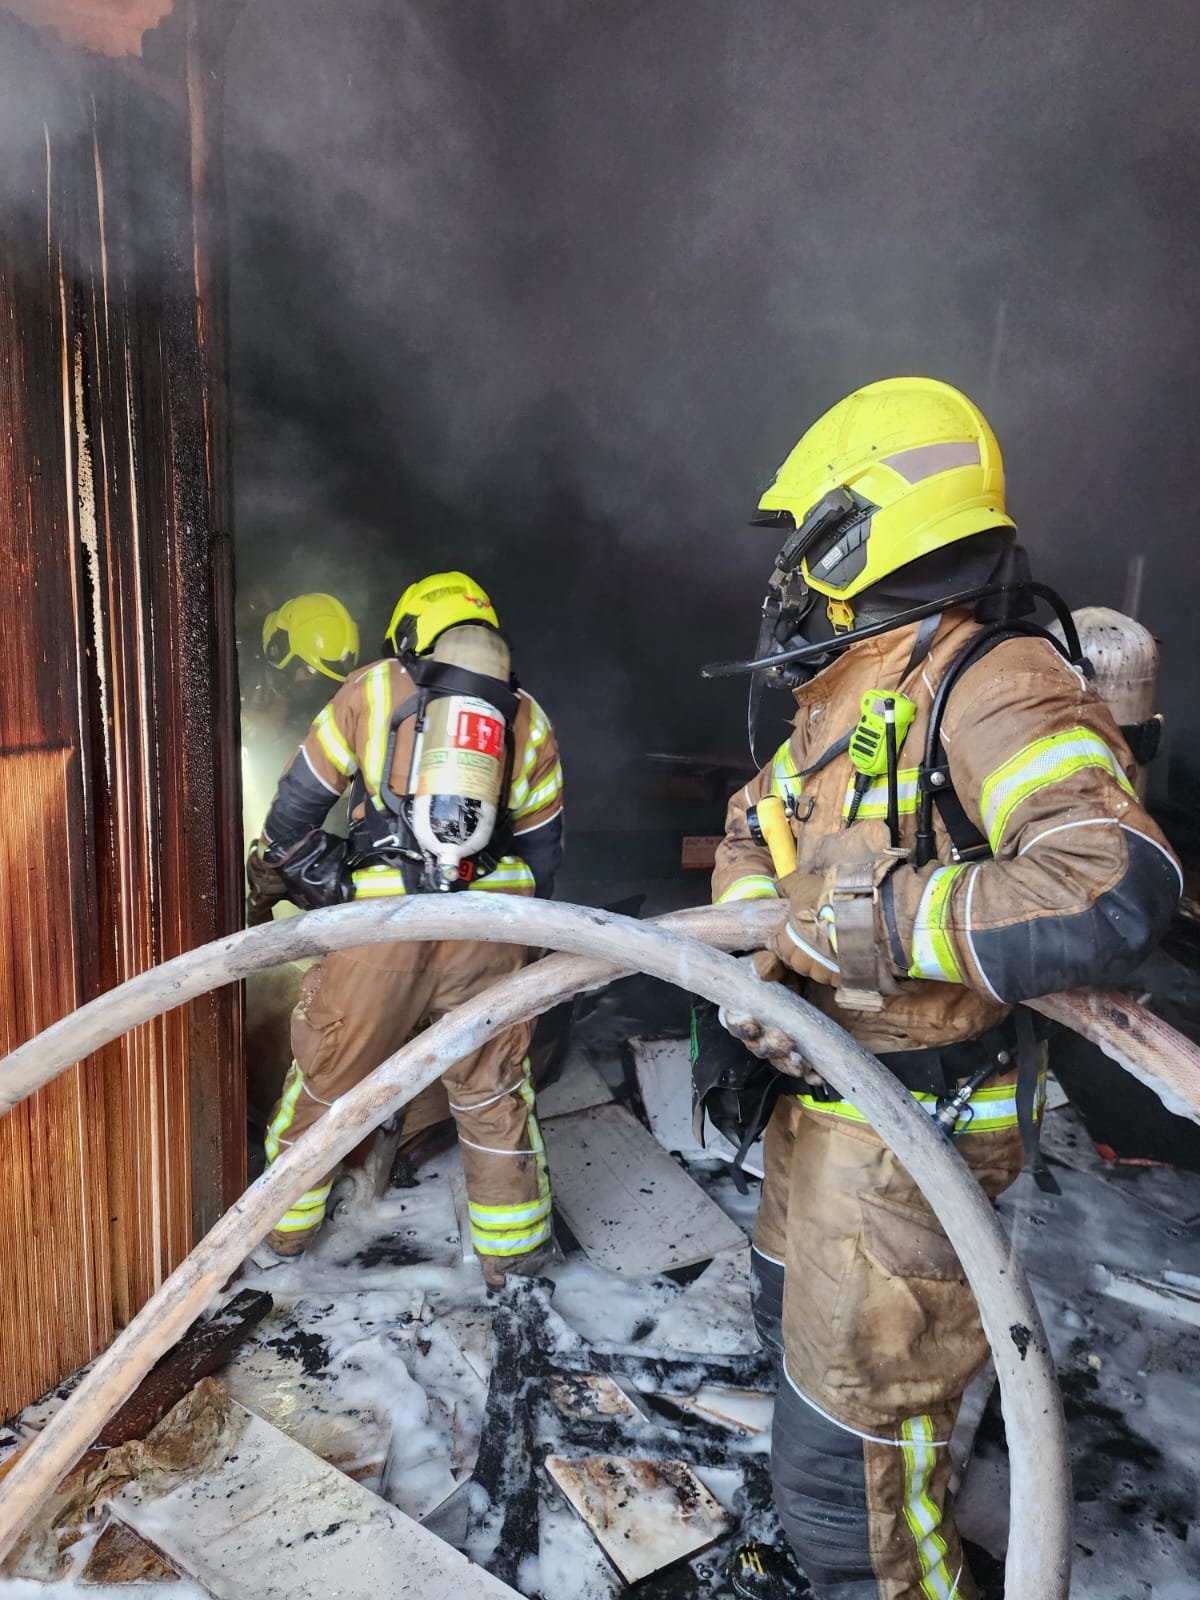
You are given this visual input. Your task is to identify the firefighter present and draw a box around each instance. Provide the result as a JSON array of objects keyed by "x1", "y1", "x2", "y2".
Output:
[
  {"x1": 712, "y1": 379, "x2": 1181, "y2": 1598},
  {"x1": 250, "y1": 572, "x2": 564, "y2": 1284},
  {"x1": 244, "y1": 591, "x2": 361, "y2": 919}
]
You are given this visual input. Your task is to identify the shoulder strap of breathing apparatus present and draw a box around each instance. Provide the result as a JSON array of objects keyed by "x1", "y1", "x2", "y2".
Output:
[
  {"x1": 369, "y1": 657, "x2": 521, "y2": 885},
  {"x1": 913, "y1": 616, "x2": 1163, "y2": 869}
]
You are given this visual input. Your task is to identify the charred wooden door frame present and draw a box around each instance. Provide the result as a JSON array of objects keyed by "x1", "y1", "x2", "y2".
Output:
[{"x1": 0, "y1": 0, "x2": 244, "y2": 1418}]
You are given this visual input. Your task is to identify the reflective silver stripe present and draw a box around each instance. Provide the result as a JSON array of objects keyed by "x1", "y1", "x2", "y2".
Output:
[
  {"x1": 467, "y1": 856, "x2": 535, "y2": 894},
  {"x1": 363, "y1": 662, "x2": 393, "y2": 802},
  {"x1": 962, "y1": 867, "x2": 1002, "y2": 1004},
  {"x1": 447, "y1": 1074, "x2": 523, "y2": 1114},
  {"x1": 841, "y1": 769, "x2": 919, "y2": 819},
  {"x1": 470, "y1": 1215, "x2": 553, "y2": 1255},
  {"x1": 512, "y1": 806, "x2": 563, "y2": 837},
  {"x1": 519, "y1": 761, "x2": 563, "y2": 815},
  {"x1": 908, "y1": 866, "x2": 966, "y2": 983},
  {"x1": 1121, "y1": 824, "x2": 1184, "y2": 893},
  {"x1": 980, "y1": 728, "x2": 1134, "y2": 852},
  {"x1": 715, "y1": 875, "x2": 779, "y2": 904},
  {"x1": 301, "y1": 745, "x2": 341, "y2": 795},
  {"x1": 510, "y1": 697, "x2": 551, "y2": 812},
  {"x1": 312, "y1": 705, "x2": 356, "y2": 778},
  {"x1": 770, "y1": 740, "x2": 804, "y2": 803},
  {"x1": 900, "y1": 1414, "x2": 959, "y2": 1598},
  {"x1": 352, "y1": 865, "x2": 407, "y2": 899}
]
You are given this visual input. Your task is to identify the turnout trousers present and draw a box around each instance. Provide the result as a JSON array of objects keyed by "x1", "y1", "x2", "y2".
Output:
[
  {"x1": 752, "y1": 1076, "x2": 1024, "y2": 1599},
  {"x1": 264, "y1": 936, "x2": 551, "y2": 1267}
]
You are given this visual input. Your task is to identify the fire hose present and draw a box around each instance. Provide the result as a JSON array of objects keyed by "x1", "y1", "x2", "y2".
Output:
[{"x1": 0, "y1": 896, "x2": 1197, "y2": 1590}]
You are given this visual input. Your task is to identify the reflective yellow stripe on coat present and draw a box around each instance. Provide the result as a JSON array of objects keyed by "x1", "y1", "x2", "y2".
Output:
[
  {"x1": 770, "y1": 741, "x2": 804, "y2": 805},
  {"x1": 980, "y1": 726, "x2": 1134, "y2": 853},
  {"x1": 908, "y1": 866, "x2": 967, "y2": 983},
  {"x1": 716, "y1": 874, "x2": 780, "y2": 904}
]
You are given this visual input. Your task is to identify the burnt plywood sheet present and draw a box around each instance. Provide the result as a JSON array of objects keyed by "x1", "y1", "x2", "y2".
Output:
[
  {"x1": 112, "y1": 1395, "x2": 522, "y2": 1600},
  {"x1": 541, "y1": 1104, "x2": 745, "y2": 1274},
  {"x1": 544, "y1": 1454, "x2": 730, "y2": 1585}
]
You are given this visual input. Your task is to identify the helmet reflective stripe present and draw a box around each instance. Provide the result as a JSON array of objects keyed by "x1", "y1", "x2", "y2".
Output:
[
  {"x1": 900, "y1": 1414, "x2": 959, "y2": 1599},
  {"x1": 908, "y1": 865, "x2": 967, "y2": 983},
  {"x1": 385, "y1": 569, "x2": 498, "y2": 656},
  {"x1": 980, "y1": 728, "x2": 1134, "y2": 854},
  {"x1": 716, "y1": 875, "x2": 779, "y2": 904}
]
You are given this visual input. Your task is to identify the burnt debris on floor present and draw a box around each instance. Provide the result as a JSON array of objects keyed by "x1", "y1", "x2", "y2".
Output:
[{"x1": 3, "y1": 1008, "x2": 1200, "y2": 1598}]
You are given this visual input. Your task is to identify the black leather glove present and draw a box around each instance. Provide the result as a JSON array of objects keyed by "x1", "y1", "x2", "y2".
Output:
[
  {"x1": 246, "y1": 840, "x2": 288, "y2": 926},
  {"x1": 267, "y1": 829, "x2": 353, "y2": 911}
]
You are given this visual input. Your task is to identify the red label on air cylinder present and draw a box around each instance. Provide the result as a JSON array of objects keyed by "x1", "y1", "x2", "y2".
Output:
[{"x1": 454, "y1": 710, "x2": 503, "y2": 757}]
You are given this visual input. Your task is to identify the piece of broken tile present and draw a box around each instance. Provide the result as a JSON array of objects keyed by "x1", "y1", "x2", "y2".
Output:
[
  {"x1": 80, "y1": 1517, "x2": 181, "y2": 1584},
  {"x1": 537, "y1": 1049, "x2": 614, "y2": 1119},
  {"x1": 547, "y1": 1372, "x2": 642, "y2": 1423},
  {"x1": 111, "y1": 1389, "x2": 523, "y2": 1599},
  {"x1": 541, "y1": 1103, "x2": 745, "y2": 1275},
  {"x1": 650, "y1": 1248, "x2": 758, "y2": 1356},
  {"x1": 219, "y1": 1320, "x2": 394, "y2": 1491},
  {"x1": 671, "y1": 1386, "x2": 773, "y2": 1434},
  {"x1": 544, "y1": 1454, "x2": 731, "y2": 1584},
  {"x1": 435, "y1": 1307, "x2": 494, "y2": 1387}
]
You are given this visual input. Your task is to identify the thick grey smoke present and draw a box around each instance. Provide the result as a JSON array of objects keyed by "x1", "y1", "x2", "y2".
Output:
[{"x1": 225, "y1": 0, "x2": 1200, "y2": 827}]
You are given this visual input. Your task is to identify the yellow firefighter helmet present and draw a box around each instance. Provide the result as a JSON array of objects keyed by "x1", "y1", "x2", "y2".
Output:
[
  {"x1": 755, "y1": 378, "x2": 1014, "y2": 625},
  {"x1": 262, "y1": 593, "x2": 360, "y2": 681},
  {"x1": 385, "y1": 571, "x2": 499, "y2": 657}
]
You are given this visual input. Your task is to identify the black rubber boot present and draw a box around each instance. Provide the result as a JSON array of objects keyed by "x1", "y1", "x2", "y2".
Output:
[{"x1": 731, "y1": 1539, "x2": 812, "y2": 1598}]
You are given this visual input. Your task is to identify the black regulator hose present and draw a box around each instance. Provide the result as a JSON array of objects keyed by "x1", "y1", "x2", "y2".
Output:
[{"x1": 701, "y1": 581, "x2": 1083, "y2": 680}]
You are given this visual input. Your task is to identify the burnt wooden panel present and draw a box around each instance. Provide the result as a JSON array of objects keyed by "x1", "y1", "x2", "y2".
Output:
[{"x1": 0, "y1": 2, "x2": 244, "y2": 1417}]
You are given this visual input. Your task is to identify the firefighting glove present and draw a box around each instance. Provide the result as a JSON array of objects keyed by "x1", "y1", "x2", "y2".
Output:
[
  {"x1": 246, "y1": 840, "x2": 287, "y2": 926},
  {"x1": 718, "y1": 954, "x2": 823, "y2": 1087},
  {"x1": 268, "y1": 829, "x2": 354, "y2": 911},
  {"x1": 769, "y1": 858, "x2": 904, "y2": 1011},
  {"x1": 767, "y1": 870, "x2": 840, "y2": 987}
]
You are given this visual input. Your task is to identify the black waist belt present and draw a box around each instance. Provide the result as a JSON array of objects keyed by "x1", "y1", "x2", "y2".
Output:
[{"x1": 873, "y1": 1018, "x2": 1022, "y2": 1098}]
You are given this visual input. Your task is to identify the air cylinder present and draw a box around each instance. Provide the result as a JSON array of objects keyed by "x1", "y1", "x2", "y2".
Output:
[{"x1": 410, "y1": 624, "x2": 511, "y2": 887}]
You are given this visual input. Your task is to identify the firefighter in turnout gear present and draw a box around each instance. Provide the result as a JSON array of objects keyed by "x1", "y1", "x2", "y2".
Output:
[
  {"x1": 711, "y1": 379, "x2": 1181, "y2": 1598},
  {"x1": 254, "y1": 572, "x2": 564, "y2": 1282}
]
